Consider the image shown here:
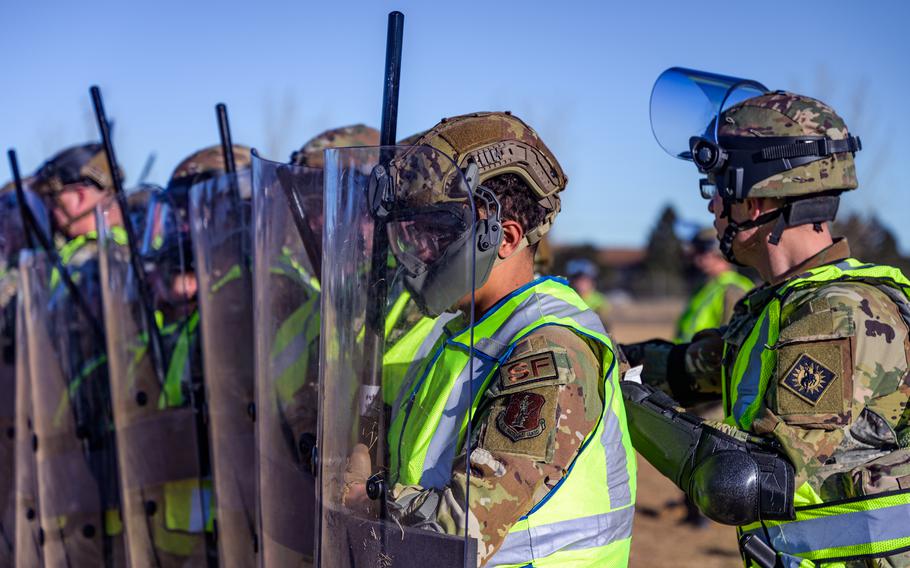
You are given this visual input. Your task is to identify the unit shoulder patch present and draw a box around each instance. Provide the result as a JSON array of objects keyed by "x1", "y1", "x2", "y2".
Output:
[
  {"x1": 481, "y1": 385, "x2": 559, "y2": 461},
  {"x1": 780, "y1": 353, "x2": 837, "y2": 405},
  {"x1": 496, "y1": 391, "x2": 547, "y2": 442}
]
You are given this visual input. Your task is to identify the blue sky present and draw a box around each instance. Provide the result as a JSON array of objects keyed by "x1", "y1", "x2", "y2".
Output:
[{"x1": 2, "y1": 0, "x2": 908, "y2": 251}]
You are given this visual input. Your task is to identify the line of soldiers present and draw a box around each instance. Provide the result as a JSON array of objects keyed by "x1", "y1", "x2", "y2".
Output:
[{"x1": 0, "y1": 64, "x2": 908, "y2": 568}]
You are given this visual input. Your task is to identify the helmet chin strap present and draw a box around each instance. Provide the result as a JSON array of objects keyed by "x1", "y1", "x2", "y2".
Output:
[
  {"x1": 718, "y1": 194, "x2": 840, "y2": 265},
  {"x1": 718, "y1": 204, "x2": 781, "y2": 265}
]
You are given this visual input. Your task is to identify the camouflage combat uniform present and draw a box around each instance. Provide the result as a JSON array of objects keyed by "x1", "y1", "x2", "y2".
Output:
[
  {"x1": 365, "y1": 113, "x2": 636, "y2": 567},
  {"x1": 27, "y1": 143, "x2": 127, "y2": 566},
  {"x1": 675, "y1": 238, "x2": 910, "y2": 567},
  {"x1": 391, "y1": 324, "x2": 611, "y2": 564},
  {"x1": 631, "y1": 79, "x2": 910, "y2": 566}
]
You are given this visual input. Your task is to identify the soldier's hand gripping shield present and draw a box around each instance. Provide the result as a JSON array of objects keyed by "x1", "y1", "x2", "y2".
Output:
[
  {"x1": 190, "y1": 170, "x2": 257, "y2": 566},
  {"x1": 317, "y1": 145, "x2": 480, "y2": 567},
  {"x1": 14, "y1": 253, "x2": 42, "y2": 568},
  {"x1": 21, "y1": 249, "x2": 126, "y2": 566},
  {"x1": 250, "y1": 153, "x2": 323, "y2": 565},
  {"x1": 98, "y1": 192, "x2": 214, "y2": 566}
]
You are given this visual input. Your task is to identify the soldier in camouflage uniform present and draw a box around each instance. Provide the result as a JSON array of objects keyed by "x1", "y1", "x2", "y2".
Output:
[
  {"x1": 326, "y1": 112, "x2": 636, "y2": 567},
  {"x1": 28, "y1": 143, "x2": 128, "y2": 566},
  {"x1": 675, "y1": 227, "x2": 754, "y2": 344},
  {"x1": 566, "y1": 258, "x2": 611, "y2": 330},
  {"x1": 101, "y1": 144, "x2": 250, "y2": 567},
  {"x1": 626, "y1": 73, "x2": 910, "y2": 567},
  {"x1": 252, "y1": 124, "x2": 379, "y2": 565}
]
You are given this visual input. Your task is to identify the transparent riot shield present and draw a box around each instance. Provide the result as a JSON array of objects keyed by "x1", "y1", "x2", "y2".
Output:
[
  {"x1": 0, "y1": 277, "x2": 16, "y2": 564},
  {"x1": 13, "y1": 254, "x2": 41, "y2": 568},
  {"x1": 190, "y1": 171, "x2": 257, "y2": 567},
  {"x1": 22, "y1": 246, "x2": 126, "y2": 567},
  {"x1": 650, "y1": 67, "x2": 768, "y2": 159},
  {"x1": 0, "y1": 189, "x2": 50, "y2": 564},
  {"x1": 317, "y1": 145, "x2": 480, "y2": 567},
  {"x1": 251, "y1": 153, "x2": 324, "y2": 566},
  {"x1": 98, "y1": 193, "x2": 215, "y2": 567}
]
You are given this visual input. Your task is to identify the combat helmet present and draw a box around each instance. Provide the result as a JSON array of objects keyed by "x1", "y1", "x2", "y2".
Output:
[
  {"x1": 392, "y1": 111, "x2": 567, "y2": 246},
  {"x1": 650, "y1": 69, "x2": 863, "y2": 262},
  {"x1": 701, "y1": 92, "x2": 861, "y2": 260},
  {"x1": 33, "y1": 142, "x2": 120, "y2": 196},
  {"x1": 689, "y1": 226, "x2": 720, "y2": 256},
  {"x1": 170, "y1": 144, "x2": 252, "y2": 188},
  {"x1": 144, "y1": 144, "x2": 252, "y2": 271},
  {"x1": 291, "y1": 124, "x2": 380, "y2": 169},
  {"x1": 383, "y1": 111, "x2": 567, "y2": 315}
]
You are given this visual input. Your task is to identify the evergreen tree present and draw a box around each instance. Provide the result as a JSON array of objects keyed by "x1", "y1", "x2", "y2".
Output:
[{"x1": 636, "y1": 204, "x2": 687, "y2": 296}]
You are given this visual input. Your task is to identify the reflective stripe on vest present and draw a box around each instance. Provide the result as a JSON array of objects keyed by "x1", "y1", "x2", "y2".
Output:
[
  {"x1": 383, "y1": 310, "x2": 458, "y2": 407},
  {"x1": 163, "y1": 477, "x2": 215, "y2": 534},
  {"x1": 389, "y1": 277, "x2": 636, "y2": 566},
  {"x1": 159, "y1": 310, "x2": 200, "y2": 409},
  {"x1": 723, "y1": 259, "x2": 910, "y2": 564},
  {"x1": 51, "y1": 227, "x2": 128, "y2": 289},
  {"x1": 676, "y1": 270, "x2": 753, "y2": 343},
  {"x1": 741, "y1": 488, "x2": 910, "y2": 564},
  {"x1": 271, "y1": 289, "x2": 321, "y2": 405}
]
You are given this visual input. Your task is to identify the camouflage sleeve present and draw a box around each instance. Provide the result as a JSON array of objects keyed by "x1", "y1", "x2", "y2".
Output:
[
  {"x1": 390, "y1": 326, "x2": 604, "y2": 565},
  {"x1": 721, "y1": 284, "x2": 747, "y2": 326},
  {"x1": 683, "y1": 329, "x2": 725, "y2": 398},
  {"x1": 752, "y1": 282, "x2": 910, "y2": 495}
]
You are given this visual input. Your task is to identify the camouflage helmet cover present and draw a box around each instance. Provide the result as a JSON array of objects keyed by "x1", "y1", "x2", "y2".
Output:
[
  {"x1": 34, "y1": 142, "x2": 121, "y2": 196},
  {"x1": 396, "y1": 130, "x2": 428, "y2": 146},
  {"x1": 290, "y1": 124, "x2": 380, "y2": 168},
  {"x1": 718, "y1": 91, "x2": 858, "y2": 198},
  {"x1": 391, "y1": 111, "x2": 568, "y2": 244},
  {"x1": 169, "y1": 144, "x2": 252, "y2": 185}
]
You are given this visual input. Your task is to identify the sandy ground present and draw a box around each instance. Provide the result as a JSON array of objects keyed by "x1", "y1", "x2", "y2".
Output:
[{"x1": 610, "y1": 298, "x2": 743, "y2": 567}]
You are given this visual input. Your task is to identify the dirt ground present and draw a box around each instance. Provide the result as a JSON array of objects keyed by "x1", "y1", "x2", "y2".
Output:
[{"x1": 610, "y1": 299, "x2": 743, "y2": 567}]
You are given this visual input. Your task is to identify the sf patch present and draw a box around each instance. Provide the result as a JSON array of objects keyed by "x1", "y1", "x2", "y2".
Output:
[
  {"x1": 497, "y1": 392, "x2": 547, "y2": 442},
  {"x1": 498, "y1": 350, "x2": 563, "y2": 394},
  {"x1": 780, "y1": 353, "x2": 836, "y2": 405}
]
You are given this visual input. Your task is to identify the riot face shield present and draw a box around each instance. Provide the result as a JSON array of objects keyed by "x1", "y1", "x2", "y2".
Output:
[
  {"x1": 190, "y1": 170, "x2": 257, "y2": 567},
  {"x1": 13, "y1": 259, "x2": 42, "y2": 567},
  {"x1": 317, "y1": 145, "x2": 480, "y2": 567},
  {"x1": 250, "y1": 153, "x2": 323, "y2": 566},
  {"x1": 126, "y1": 184, "x2": 162, "y2": 240},
  {"x1": 98, "y1": 193, "x2": 215, "y2": 567},
  {"x1": 650, "y1": 67, "x2": 768, "y2": 160},
  {"x1": 22, "y1": 246, "x2": 125, "y2": 567}
]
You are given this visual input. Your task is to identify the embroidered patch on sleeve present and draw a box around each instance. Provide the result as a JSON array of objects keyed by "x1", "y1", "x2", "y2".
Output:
[
  {"x1": 780, "y1": 353, "x2": 836, "y2": 405},
  {"x1": 498, "y1": 351, "x2": 561, "y2": 394},
  {"x1": 496, "y1": 392, "x2": 546, "y2": 442}
]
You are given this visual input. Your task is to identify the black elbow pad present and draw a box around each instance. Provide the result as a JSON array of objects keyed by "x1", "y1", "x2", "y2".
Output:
[
  {"x1": 685, "y1": 428, "x2": 795, "y2": 525},
  {"x1": 622, "y1": 381, "x2": 795, "y2": 526}
]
